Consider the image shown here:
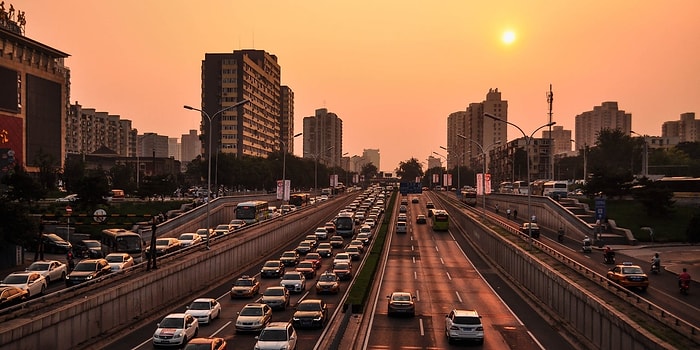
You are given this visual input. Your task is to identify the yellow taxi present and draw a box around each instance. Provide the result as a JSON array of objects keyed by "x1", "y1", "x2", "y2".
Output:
[{"x1": 606, "y1": 262, "x2": 649, "y2": 291}]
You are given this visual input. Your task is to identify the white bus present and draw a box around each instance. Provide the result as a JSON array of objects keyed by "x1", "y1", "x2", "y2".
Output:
[
  {"x1": 235, "y1": 200, "x2": 270, "y2": 224},
  {"x1": 542, "y1": 181, "x2": 568, "y2": 199},
  {"x1": 100, "y1": 229, "x2": 145, "y2": 263},
  {"x1": 335, "y1": 212, "x2": 355, "y2": 237}
]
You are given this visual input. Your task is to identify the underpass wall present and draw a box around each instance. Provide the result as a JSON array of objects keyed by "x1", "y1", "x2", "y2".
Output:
[
  {"x1": 0, "y1": 199, "x2": 344, "y2": 350},
  {"x1": 452, "y1": 210, "x2": 670, "y2": 350}
]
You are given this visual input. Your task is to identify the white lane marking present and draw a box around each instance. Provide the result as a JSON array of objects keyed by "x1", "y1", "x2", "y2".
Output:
[
  {"x1": 415, "y1": 289, "x2": 421, "y2": 302},
  {"x1": 210, "y1": 320, "x2": 231, "y2": 336},
  {"x1": 435, "y1": 245, "x2": 439, "y2": 252},
  {"x1": 446, "y1": 271, "x2": 452, "y2": 281},
  {"x1": 412, "y1": 256, "x2": 416, "y2": 264},
  {"x1": 419, "y1": 318, "x2": 425, "y2": 336},
  {"x1": 455, "y1": 291, "x2": 462, "y2": 303},
  {"x1": 414, "y1": 271, "x2": 417, "y2": 280},
  {"x1": 440, "y1": 257, "x2": 445, "y2": 265}
]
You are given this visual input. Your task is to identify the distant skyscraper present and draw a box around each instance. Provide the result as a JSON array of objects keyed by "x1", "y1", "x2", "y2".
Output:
[
  {"x1": 181, "y1": 129, "x2": 201, "y2": 163},
  {"x1": 280, "y1": 86, "x2": 296, "y2": 154},
  {"x1": 303, "y1": 108, "x2": 343, "y2": 166},
  {"x1": 66, "y1": 103, "x2": 135, "y2": 157},
  {"x1": 662, "y1": 112, "x2": 699, "y2": 142},
  {"x1": 542, "y1": 125, "x2": 572, "y2": 155},
  {"x1": 201, "y1": 49, "x2": 285, "y2": 160},
  {"x1": 575, "y1": 102, "x2": 632, "y2": 147},
  {"x1": 168, "y1": 138, "x2": 180, "y2": 160},
  {"x1": 137, "y1": 133, "x2": 169, "y2": 158},
  {"x1": 427, "y1": 155, "x2": 442, "y2": 170},
  {"x1": 362, "y1": 149, "x2": 380, "y2": 171}
]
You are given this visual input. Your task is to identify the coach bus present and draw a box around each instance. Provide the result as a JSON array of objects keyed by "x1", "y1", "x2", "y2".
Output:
[
  {"x1": 100, "y1": 229, "x2": 145, "y2": 263},
  {"x1": 235, "y1": 200, "x2": 270, "y2": 224},
  {"x1": 461, "y1": 187, "x2": 477, "y2": 206},
  {"x1": 289, "y1": 193, "x2": 310, "y2": 207},
  {"x1": 431, "y1": 210, "x2": 449, "y2": 231},
  {"x1": 335, "y1": 212, "x2": 355, "y2": 237},
  {"x1": 542, "y1": 181, "x2": 568, "y2": 199}
]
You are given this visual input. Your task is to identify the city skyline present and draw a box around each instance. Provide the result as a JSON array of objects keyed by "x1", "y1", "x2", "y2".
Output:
[{"x1": 13, "y1": 1, "x2": 700, "y2": 172}]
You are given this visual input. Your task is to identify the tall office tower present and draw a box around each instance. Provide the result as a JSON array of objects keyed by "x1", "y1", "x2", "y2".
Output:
[
  {"x1": 67, "y1": 103, "x2": 134, "y2": 157},
  {"x1": 575, "y1": 102, "x2": 632, "y2": 148},
  {"x1": 137, "y1": 133, "x2": 169, "y2": 158},
  {"x1": 456, "y1": 88, "x2": 507, "y2": 170},
  {"x1": 180, "y1": 129, "x2": 201, "y2": 163},
  {"x1": 168, "y1": 138, "x2": 180, "y2": 160},
  {"x1": 542, "y1": 125, "x2": 572, "y2": 155},
  {"x1": 662, "y1": 112, "x2": 699, "y2": 142},
  {"x1": 427, "y1": 155, "x2": 442, "y2": 170},
  {"x1": 362, "y1": 149, "x2": 380, "y2": 171},
  {"x1": 302, "y1": 108, "x2": 343, "y2": 167},
  {"x1": 446, "y1": 111, "x2": 467, "y2": 170},
  {"x1": 201, "y1": 49, "x2": 283, "y2": 160},
  {"x1": 0, "y1": 10, "x2": 70, "y2": 172},
  {"x1": 280, "y1": 86, "x2": 296, "y2": 154}
]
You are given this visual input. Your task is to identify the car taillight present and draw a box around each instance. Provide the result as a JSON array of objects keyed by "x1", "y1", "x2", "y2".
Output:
[{"x1": 449, "y1": 325, "x2": 460, "y2": 330}]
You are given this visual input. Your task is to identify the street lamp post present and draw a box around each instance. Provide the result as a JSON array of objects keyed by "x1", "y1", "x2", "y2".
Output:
[
  {"x1": 281, "y1": 132, "x2": 303, "y2": 202},
  {"x1": 184, "y1": 99, "x2": 250, "y2": 250},
  {"x1": 457, "y1": 135, "x2": 500, "y2": 217},
  {"x1": 485, "y1": 113, "x2": 555, "y2": 248},
  {"x1": 631, "y1": 131, "x2": 648, "y2": 177},
  {"x1": 432, "y1": 151, "x2": 447, "y2": 189}
]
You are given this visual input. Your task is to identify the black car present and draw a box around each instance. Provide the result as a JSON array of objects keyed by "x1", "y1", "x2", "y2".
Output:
[
  {"x1": 74, "y1": 239, "x2": 103, "y2": 258},
  {"x1": 292, "y1": 299, "x2": 328, "y2": 329},
  {"x1": 260, "y1": 260, "x2": 285, "y2": 278},
  {"x1": 65, "y1": 259, "x2": 111, "y2": 287},
  {"x1": 36, "y1": 233, "x2": 72, "y2": 254}
]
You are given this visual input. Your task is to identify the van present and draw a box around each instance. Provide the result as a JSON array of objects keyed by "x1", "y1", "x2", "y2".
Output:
[{"x1": 396, "y1": 221, "x2": 407, "y2": 234}]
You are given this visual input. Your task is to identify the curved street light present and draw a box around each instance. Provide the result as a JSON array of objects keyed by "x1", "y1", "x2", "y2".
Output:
[
  {"x1": 184, "y1": 99, "x2": 250, "y2": 249},
  {"x1": 457, "y1": 135, "x2": 501, "y2": 217},
  {"x1": 484, "y1": 113, "x2": 555, "y2": 248}
]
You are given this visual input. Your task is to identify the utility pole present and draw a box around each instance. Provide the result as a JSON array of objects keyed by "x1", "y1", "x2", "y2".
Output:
[{"x1": 547, "y1": 84, "x2": 554, "y2": 180}]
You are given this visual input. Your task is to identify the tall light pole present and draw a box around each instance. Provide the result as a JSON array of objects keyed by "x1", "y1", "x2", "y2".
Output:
[
  {"x1": 570, "y1": 139, "x2": 588, "y2": 184},
  {"x1": 631, "y1": 131, "x2": 648, "y2": 177},
  {"x1": 184, "y1": 99, "x2": 249, "y2": 249},
  {"x1": 432, "y1": 151, "x2": 447, "y2": 189},
  {"x1": 440, "y1": 145, "x2": 463, "y2": 196},
  {"x1": 281, "y1": 132, "x2": 303, "y2": 202},
  {"x1": 485, "y1": 113, "x2": 555, "y2": 247},
  {"x1": 458, "y1": 134, "x2": 500, "y2": 217}
]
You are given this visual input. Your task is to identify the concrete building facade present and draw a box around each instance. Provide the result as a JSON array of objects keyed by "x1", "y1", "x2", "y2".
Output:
[
  {"x1": 574, "y1": 101, "x2": 632, "y2": 148},
  {"x1": 302, "y1": 108, "x2": 342, "y2": 167},
  {"x1": 662, "y1": 112, "x2": 699, "y2": 143},
  {"x1": 66, "y1": 103, "x2": 135, "y2": 158},
  {"x1": 542, "y1": 125, "x2": 573, "y2": 155},
  {"x1": 362, "y1": 149, "x2": 380, "y2": 172}
]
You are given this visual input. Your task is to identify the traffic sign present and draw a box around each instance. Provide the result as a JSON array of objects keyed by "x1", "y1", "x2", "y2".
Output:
[
  {"x1": 65, "y1": 205, "x2": 73, "y2": 214},
  {"x1": 93, "y1": 209, "x2": 107, "y2": 223}
]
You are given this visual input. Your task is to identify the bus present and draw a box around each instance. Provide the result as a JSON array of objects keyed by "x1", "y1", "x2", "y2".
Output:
[
  {"x1": 100, "y1": 229, "x2": 145, "y2": 263},
  {"x1": 335, "y1": 212, "x2": 355, "y2": 237},
  {"x1": 289, "y1": 193, "x2": 310, "y2": 207},
  {"x1": 431, "y1": 210, "x2": 449, "y2": 231},
  {"x1": 461, "y1": 187, "x2": 477, "y2": 206},
  {"x1": 542, "y1": 181, "x2": 568, "y2": 199},
  {"x1": 235, "y1": 200, "x2": 270, "y2": 224},
  {"x1": 512, "y1": 181, "x2": 528, "y2": 195}
]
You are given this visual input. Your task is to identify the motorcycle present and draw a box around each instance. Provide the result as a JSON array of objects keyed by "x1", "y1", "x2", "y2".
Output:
[
  {"x1": 603, "y1": 251, "x2": 616, "y2": 264},
  {"x1": 680, "y1": 280, "x2": 690, "y2": 295},
  {"x1": 650, "y1": 258, "x2": 661, "y2": 274},
  {"x1": 582, "y1": 238, "x2": 592, "y2": 253}
]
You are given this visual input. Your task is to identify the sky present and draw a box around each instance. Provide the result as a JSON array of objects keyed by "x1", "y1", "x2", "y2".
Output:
[{"x1": 13, "y1": 1, "x2": 700, "y2": 172}]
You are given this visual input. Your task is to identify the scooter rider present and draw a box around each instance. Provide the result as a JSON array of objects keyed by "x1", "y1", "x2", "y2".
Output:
[
  {"x1": 557, "y1": 227, "x2": 565, "y2": 242},
  {"x1": 603, "y1": 245, "x2": 615, "y2": 263},
  {"x1": 679, "y1": 268, "x2": 691, "y2": 288},
  {"x1": 651, "y1": 253, "x2": 661, "y2": 271}
]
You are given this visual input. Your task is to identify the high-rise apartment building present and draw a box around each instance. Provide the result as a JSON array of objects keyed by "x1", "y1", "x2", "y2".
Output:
[
  {"x1": 66, "y1": 103, "x2": 134, "y2": 157},
  {"x1": 201, "y1": 49, "x2": 290, "y2": 160},
  {"x1": 362, "y1": 149, "x2": 380, "y2": 171},
  {"x1": 575, "y1": 102, "x2": 632, "y2": 147},
  {"x1": 180, "y1": 129, "x2": 201, "y2": 163},
  {"x1": 280, "y1": 86, "x2": 296, "y2": 154},
  {"x1": 0, "y1": 11, "x2": 70, "y2": 172},
  {"x1": 427, "y1": 155, "x2": 442, "y2": 170},
  {"x1": 662, "y1": 112, "x2": 699, "y2": 143},
  {"x1": 137, "y1": 133, "x2": 169, "y2": 158},
  {"x1": 303, "y1": 108, "x2": 343, "y2": 167},
  {"x1": 542, "y1": 125, "x2": 572, "y2": 155},
  {"x1": 168, "y1": 138, "x2": 180, "y2": 160}
]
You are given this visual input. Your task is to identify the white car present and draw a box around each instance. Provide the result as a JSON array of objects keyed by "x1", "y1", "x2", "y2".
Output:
[
  {"x1": 186, "y1": 298, "x2": 221, "y2": 325},
  {"x1": 25, "y1": 260, "x2": 67, "y2": 284},
  {"x1": 152, "y1": 313, "x2": 199, "y2": 347},
  {"x1": 333, "y1": 253, "x2": 351, "y2": 266},
  {"x1": 229, "y1": 219, "x2": 247, "y2": 230},
  {"x1": 178, "y1": 233, "x2": 203, "y2": 247},
  {"x1": 445, "y1": 309, "x2": 484, "y2": 344},
  {"x1": 0, "y1": 272, "x2": 47, "y2": 297},
  {"x1": 105, "y1": 253, "x2": 134, "y2": 272},
  {"x1": 254, "y1": 322, "x2": 297, "y2": 350},
  {"x1": 280, "y1": 271, "x2": 306, "y2": 293},
  {"x1": 364, "y1": 218, "x2": 376, "y2": 228},
  {"x1": 314, "y1": 227, "x2": 329, "y2": 240},
  {"x1": 235, "y1": 303, "x2": 272, "y2": 333}
]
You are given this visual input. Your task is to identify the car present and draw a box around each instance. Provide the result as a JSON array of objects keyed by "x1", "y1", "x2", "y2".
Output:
[
  {"x1": 292, "y1": 299, "x2": 328, "y2": 329},
  {"x1": 332, "y1": 261, "x2": 353, "y2": 280},
  {"x1": 74, "y1": 239, "x2": 103, "y2": 258},
  {"x1": 0, "y1": 272, "x2": 47, "y2": 298},
  {"x1": 230, "y1": 275, "x2": 261, "y2": 298},
  {"x1": 36, "y1": 233, "x2": 72, "y2": 254},
  {"x1": 55, "y1": 194, "x2": 79, "y2": 202},
  {"x1": 416, "y1": 214, "x2": 427, "y2": 224},
  {"x1": 105, "y1": 253, "x2": 134, "y2": 272},
  {"x1": 364, "y1": 218, "x2": 376, "y2": 229},
  {"x1": 196, "y1": 228, "x2": 215, "y2": 242},
  {"x1": 235, "y1": 303, "x2": 272, "y2": 333},
  {"x1": 315, "y1": 272, "x2": 340, "y2": 294},
  {"x1": 184, "y1": 337, "x2": 227, "y2": 350},
  {"x1": 348, "y1": 240, "x2": 365, "y2": 252},
  {"x1": 333, "y1": 253, "x2": 351, "y2": 266},
  {"x1": 260, "y1": 286, "x2": 290, "y2": 310},
  {"x1": 0, "y1": 286, "x2": 28, "y2": 308},
  {"x1": 213, "y1": 224, "x2": 232, "y2": 236},
  {"x1": 400, "y1": 198, "x2": 409, "y2": 206},
  {"x1": 520, "y1": 223, "x2": 541, "y2": 238},
  {"x1": 396, "y1": 221, "x2": 407, "y2": 234},
  {"x1": 324, "y1": 222, "x2": 336, "y2": 234},
  {"x1": 304, "y1": 235, "x2": 318, "y2": 248},
  {"x1": 260, "y1": 260, "x2": 286, "y2": 278},
  {"x1": 146, "y1": 237, "x2": 182, "y2": 257},
  {"x1": 65, "y1": 258, "x2": 112, "y2": 287},
  {"x1": 355, "y1": 233, "x2": 371, "y2": 246},
  {"x1": 186, "y1": 298, "x2": 221, "y2": 325},
  {"x1": 316, "y1": 243, "x2": 333, "y2": 258},
  {"x1": 304, "y1": 252, "x2": 322, "y2": 268},
  {"x1": 313, "y1": 227, "x2": 329, "y2": 241},
  {"x1": 229, "y1": 219, "x2": 246, "y2": 230},
  {"x1": 606, "y1": 262, "x2": 650, "y2": 291},
  {"x1": 280, "y1": 271, "x2": 306, "y2": 293},
  {"x1": 178, "y1": 233, "x2": 203, "y2": 247},
  {"x1": 153, "y1": 313, "x2": 199, "y2": 347},
  {"x1": 445, "y1": 309, "x2": 484, "y2": 344},
  {"x1": 295, "y1": 241, "x2": 313, "y2": 255},
  {"x1": 329, "y1": 236, "x2": 345, "y2": 248},
  {"x1": 295, "y1": 260, "x2": 317, "y2": 278},
  {"x1": 399, "y1": 205, "x2": 407, "y2": 213},
  {"x1": 387, "y1": 291, "x2": 416, "y2": 317},
  {"x1": 426, "y1": 201, "x2": 435, "y2": 209},
  {"x1": 254, "y1": 322, "x2": 297, "y2": 350},
  {"x1": 280, "y1": 251, "x2": 300, "y2": 266},
  {"x1": 358, "y1": 224, "x2": 372, "y2": 236},
  {"x1": 25, "y1": 260, "x2": 67, "y2": 284},
  {"x1": 411, "y1": 197, "x2": 420, "y2": 204}
]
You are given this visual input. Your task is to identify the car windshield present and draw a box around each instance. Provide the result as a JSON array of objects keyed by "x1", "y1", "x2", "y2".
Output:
[
  {"x1": 106, "y1": 255, "x2": 125, "y2": 263},
  {"x1": 453, "y1": 316, "x2": 481, "y2": 325},
  {"x1": 84, "y1": 241, "x2": 100, "y2": 248},
  {"x1": 622, "y1": 267, "x2": 644, "y2": 274},
  {"x1": 180, "y1": 234, "x2": 194, "y2": 240},
  {"x1": 235, "y1": 279, "x2": 253, "y2": 286},
  {"x1": 283, "y1": 274, "x2": 301, "y2": 280},
  {"x1": 2, "y1": 275, "x2": 28, "y2": 284},
  {"x1": 159, "y1": 317, "x2": 184, "y2": 328},
  {"x1": 189, "y1": 301, "x2": 210, "y2": 310},
  {"x1": 319, "y1": 274, "x2": 336, "y2": 282},
  {"x1": 27, "y1": 263, "x2": 50, "y2": 271},
  {"x1": 334, "y1": 263, "x2": 349, "y2": 270},
  {"x1": 74, "y1": 262, "x2": 98, "y2": 272},
  {"x1": 392, "y1": 294, "x2": 411, "y2": 301},
  {"x1": 264, "y1": 288, "x2": 285, "y2": 296},
  {"x1": 156, "y1": 239, "x2": 171, "y2": 246},
  {"x1": 264, "y1": 261, "x2": 279, "y2": 267},
  {"x1": 298, "y1": 262, "x2": 313, "y2": 268},
  {"x1": 258, "y1": 329, "x2": 287, "y2": 341},
  {"x1": 297, "y1": 302, "x2": 322, "y2": 311},
  {"x1": 240, "y1": 307, "x2": 263, "y2": 316},
  {"x1": 282, "y1": 252, "x2": 296, "y2": 257}
]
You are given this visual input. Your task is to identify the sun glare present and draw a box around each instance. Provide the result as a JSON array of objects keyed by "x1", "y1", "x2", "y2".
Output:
[{"x1": 502, "y1": 30, "x2": 516, "y2": 45}]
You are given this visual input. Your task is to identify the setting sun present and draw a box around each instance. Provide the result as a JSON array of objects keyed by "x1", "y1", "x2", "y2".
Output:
[{"x1": 502, "y1": 30, "x2": 516, "y2": 44}]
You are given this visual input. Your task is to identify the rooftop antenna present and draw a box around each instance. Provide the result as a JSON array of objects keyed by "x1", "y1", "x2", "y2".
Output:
[{"x1": 547, "y1": 84, "x2": 554, "y2": 180}]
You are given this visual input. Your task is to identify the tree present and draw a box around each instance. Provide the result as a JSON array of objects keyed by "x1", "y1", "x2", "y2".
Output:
[
  {"x1": 361, "y1": 162, "x2": 378, "y2": 181},
  {"x1": 1, "y1": 165, "x2": 46, "y2": 204},
  {"x1": 395, "y1": 158, "x2": 423, "y2": 182},
  {"x1": 632, "y1": 177, "x2": 675, "y2": 217},
  {"x1": 584, "y1": 129, "x2": 637, "y2": 197},
  {"x1": 34, "y1": 149, "x2": 59, "y2": 192},
  {"x1": 0, "y1": 199, "x2": 36, "y2": 246},
  {"x1": 73, "y1": 172, "x2": 110, "y2": 207}
]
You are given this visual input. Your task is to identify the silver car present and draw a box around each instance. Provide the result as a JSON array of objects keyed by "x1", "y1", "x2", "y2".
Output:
[{"x1": 260, "y1": 286, "x2": 290, "y2": 310}]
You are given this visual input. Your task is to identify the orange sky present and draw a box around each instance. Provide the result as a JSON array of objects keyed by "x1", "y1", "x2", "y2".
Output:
[{"x1": 13, "y1": 1, "x2": 700, "y2": 172}]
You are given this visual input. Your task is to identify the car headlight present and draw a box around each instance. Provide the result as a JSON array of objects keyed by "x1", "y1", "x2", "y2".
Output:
[
  {"x1": 292, "y1": 317, "x2": 300, "y2": 321},
  {"x1": 86, "y1": 275, "x2": 93, "y2": 280},
  {"x1": 314, "y1": 316, "x2": 322, "y2": 321}
]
